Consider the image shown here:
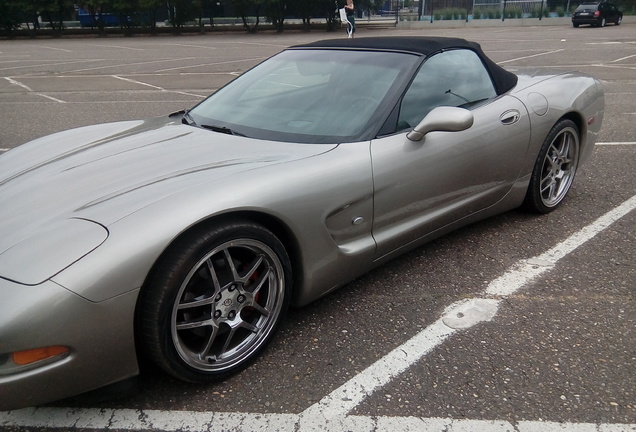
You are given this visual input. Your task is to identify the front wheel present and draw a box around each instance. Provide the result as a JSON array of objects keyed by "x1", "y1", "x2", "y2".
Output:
[
  {"x1": 137, "y1": 220, "x2": 291, "y2": 382},
  {"x1": 523, "y1": 119, "x2": 580, "y2": 214}
]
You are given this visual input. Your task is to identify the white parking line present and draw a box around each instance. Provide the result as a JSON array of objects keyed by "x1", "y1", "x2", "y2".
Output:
[
  {"x1": 598, "y1": 142, "x2": 636, "y2": 145},
  {"x1": 497, "y1": 49, "x2": 565, "y2": 65},
  {"x1": 1, "y1": 197, "x2": 635, "y2": 431},
  {"x1": 1, "y1": 408, "x2": 635, "y2": 431},
  {"x1": 3, "y1": 77, "x2": 33, "y2": 91}
]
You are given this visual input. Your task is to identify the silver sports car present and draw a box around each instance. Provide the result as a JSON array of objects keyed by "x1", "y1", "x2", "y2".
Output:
[{"x1": 0, "y1": 36, "x2": 604, "y2": 410}]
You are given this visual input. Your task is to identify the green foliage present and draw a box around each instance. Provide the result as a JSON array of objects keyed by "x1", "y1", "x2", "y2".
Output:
[
  {"x1": 434, "y1": 7, "x2": 466, "y2": 20},
  {"x1": 0, "y1": 0, "x2": 24, "y2": 33},
  {"x1": 166, "y1": 0, "x2": 201, "y2": 29},
  {"x1": 505, "y1": 6, "x2": 522, "y2": 18}
]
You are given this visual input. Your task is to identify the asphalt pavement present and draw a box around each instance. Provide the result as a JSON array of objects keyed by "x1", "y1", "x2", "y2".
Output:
[{"x1": 0, "y1": 22, "x2": 635, "y2": 432}]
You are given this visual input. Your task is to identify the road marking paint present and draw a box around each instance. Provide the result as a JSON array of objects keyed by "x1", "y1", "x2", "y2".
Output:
[
  {"x1": 611, "y1": 53, "x2": 636, "y2": 63},
  {"x1": 1, "y1": 196, "x2": 634, "y2": 431},
  {"x1": 93, "y1": 44, "x2": 144, "y2": 51},
  {"x1": 305, "y1": 194, "x2": 636, "y2": 418},
  {"x1": 156, "y1": 57, "x2": 267, "y2": 73},
  {"x1": 4, "y1": 77, "x2": 33, "y2": 91},
  {"x1": 67, "y1": 57, "x2": 200, "y2": 74},
  {"x1": 36, "y1": 93, "x2": 66, "y2": 103},
  {"x1": 497, "y1": 49, "x2": 565, "y2": 65},
  {"x1": 110, "y1": 76, "x2": 206, "y2": 98},
  {"x1": 598, "y1": 141, "x2": 636, "y2": 145},
  {"x1": 112, "y1": 75, "x2": 164, "y2": 90},
  {"x1": 0, "y1": 59, "x2": 105, "y2": 73},
  {"x1": 162, "y1": 43, "x2": 219, "y2": 50},
  {"x1": 31, "y1": 45, "x2": 73, "y2": 53},
  {"x1": 1, "y1": 408, "x2": 634, "y2": 431}
]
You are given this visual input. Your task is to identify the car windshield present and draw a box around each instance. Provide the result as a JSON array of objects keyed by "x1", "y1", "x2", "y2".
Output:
[{"x1": 188, "y1": 49, "x2": 419, "y2": 144}]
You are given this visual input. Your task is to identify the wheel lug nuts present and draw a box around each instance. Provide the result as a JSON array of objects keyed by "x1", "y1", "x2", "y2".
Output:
[
  {"x1": 228, "y1": 311, "x2": 236, "y2": 320},
  {"x1": 237, "y1": 295, "x2": 246, "y2": 303},
  {"x1": 214, "y1": 310, "x2": 222, "y2": 318},
  {"x1": 215, "y1": 293, "x2": 222, "y2": 301}
]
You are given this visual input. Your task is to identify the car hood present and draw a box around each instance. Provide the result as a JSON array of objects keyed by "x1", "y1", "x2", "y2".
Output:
[{"x1": 0, "y1": 117, "x2": 335, "y2": 282}]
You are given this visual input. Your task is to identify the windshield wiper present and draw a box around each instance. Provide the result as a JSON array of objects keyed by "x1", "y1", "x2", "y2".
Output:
[
  {"x1": 182, "y1": 110, "x2": 196, "y2": 126},
  {"x1": 200, "y1": 124, "x2": 248, "y2": 137}
]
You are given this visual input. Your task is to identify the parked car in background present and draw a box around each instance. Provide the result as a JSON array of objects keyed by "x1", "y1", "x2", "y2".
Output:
[{"x1": 572, "y1": 1, "x2": 623, "y2": 27}]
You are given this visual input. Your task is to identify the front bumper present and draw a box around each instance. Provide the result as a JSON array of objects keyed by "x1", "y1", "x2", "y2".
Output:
[{"x1": 0, "y1": 278, "x2": 139, "y2": 411}]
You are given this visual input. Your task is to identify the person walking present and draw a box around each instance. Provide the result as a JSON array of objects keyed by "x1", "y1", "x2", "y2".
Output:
[{"x1": 344, "y1": 0, "x2": 355, "y2": 38}]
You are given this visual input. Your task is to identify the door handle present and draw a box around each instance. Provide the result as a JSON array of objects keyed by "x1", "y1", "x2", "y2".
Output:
[{"x1": 500, "y1": 109, "x2": 520, "y2": 125}]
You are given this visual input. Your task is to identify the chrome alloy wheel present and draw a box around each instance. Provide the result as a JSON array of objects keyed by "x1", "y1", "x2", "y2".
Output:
[
  {"x1": 170, "y1": 239, "x2": 285, "y2": 372},
  {"x1": 538, "y1": 126, "x2": 579, "y2": 208}
]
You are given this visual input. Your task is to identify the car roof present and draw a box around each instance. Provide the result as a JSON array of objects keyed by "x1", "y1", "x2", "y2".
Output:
[
  {"x1": 293, "y1": 36, "x2": 479, "y2": 56},
  {"x1": 290, "y1": 36, "x2": 519, "y2": 96}
]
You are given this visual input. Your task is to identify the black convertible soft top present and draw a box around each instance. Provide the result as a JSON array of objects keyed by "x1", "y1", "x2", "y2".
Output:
[{"x1": 292, "y1": 36, "x2": 518, "y2": 96}]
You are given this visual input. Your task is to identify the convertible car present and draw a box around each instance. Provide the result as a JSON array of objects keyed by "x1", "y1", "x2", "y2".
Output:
[{"x1": 0, "y1": 37, "x2": 604, "y2": 410}]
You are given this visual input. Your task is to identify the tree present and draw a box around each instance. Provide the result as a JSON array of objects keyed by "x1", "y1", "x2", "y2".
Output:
[
  {"x1": 167, "y1": 0, "x2": 201, "y2": 30},
  {"x1": 321, "y1": 0, "x2": 339, "y2": 30},
  {"x1": 265, "y1": 0, "x2": 286, "y2": 32},
  {"x1": 288, "y1": 0, "x2": 316, "y2": 31},
  {"x1": 232, "y1": 0, "x2": 263, "y2": 32},
  {"x1": 0, "y1": 0, "x2": 24, "y2": 35},
  {"x1": 36, "y1": 0, "x2": 73, "y2": 32}
]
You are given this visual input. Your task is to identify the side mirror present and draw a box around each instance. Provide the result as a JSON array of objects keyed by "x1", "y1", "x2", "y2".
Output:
[{"x1": 407, "y1": 106, "x2": 474, "y2": 142}]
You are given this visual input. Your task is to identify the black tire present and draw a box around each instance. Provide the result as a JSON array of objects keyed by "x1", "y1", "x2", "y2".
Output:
[
  {"x1": 137, "y1": 219, "x2": 291, "y2": 382},
  {"x1": 615, "y1": 16, "x2": 622, "y2": 25},
  {"x1": 598, "y1": 17, "x2": 606, "y2": 27},
  {"x1": 573, "y1": 22, "x2": 579, "y2": 27},
  {"x1": 523, "y1": 119, "x2": 580, "y2": 214}
]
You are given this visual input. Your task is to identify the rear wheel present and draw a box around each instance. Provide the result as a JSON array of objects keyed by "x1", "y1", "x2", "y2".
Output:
[
  {"x1": 615, "y1": 16, "x2": 622, "y2": 25},
  {"x1": 598, "y1": 17, "x2": 606, "y2": 27},
  {"x1": 137, "y1": 220, "x2": 291, "y2": 382},
  {"x1": 523, "y1": 119, "x2": 580, "y2": 214}
]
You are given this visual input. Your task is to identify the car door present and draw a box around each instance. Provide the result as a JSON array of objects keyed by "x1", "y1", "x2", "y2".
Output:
[
  {"x1": 605, "y1": 3, "x2": 618, "y2": 21},
  {"x1": 370, "y1": 48, "x2": 530, "y2": 258}
]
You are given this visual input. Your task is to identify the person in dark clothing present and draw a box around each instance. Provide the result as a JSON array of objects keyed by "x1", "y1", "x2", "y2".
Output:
[{"x1": 345, "y1": 0, "x2": 355, "y2": 38}]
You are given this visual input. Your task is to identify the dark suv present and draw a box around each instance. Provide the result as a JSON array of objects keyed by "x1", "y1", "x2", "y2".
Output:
[{"x1": 572, "y1": 2, "x2": 623, "y2": 27}]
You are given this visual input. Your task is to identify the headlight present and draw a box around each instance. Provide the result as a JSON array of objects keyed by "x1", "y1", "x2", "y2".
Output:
[{"x1": 0, "y1": 218, "x2": 108, "y2": 285}]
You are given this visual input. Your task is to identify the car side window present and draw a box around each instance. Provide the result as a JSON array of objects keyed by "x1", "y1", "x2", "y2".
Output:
[{"x1": 398, "y1": 49, "x2": 497, "y2": 130}]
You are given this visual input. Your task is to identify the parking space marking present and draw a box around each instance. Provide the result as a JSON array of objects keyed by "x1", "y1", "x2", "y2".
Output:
[
  {"x1": 598, "y1": 142, "x2": 636, "y2": 145},
  {"x1": 611, "y1": 54, "x2": 636, "y2": 63},
  {"x1": 36, "y1": 94, "x2": 66, "y2": 103},
  {"x1": 0, "y1": 59, "x2": 105, "y2": 73},
  {"x1": 1, "y1": 196, "x2": 634, "y2": 431},
  {"x1": 111, "y1": 75, "x2": 165, "y2": 91},
  {"x1": 111, "y1": 75, "x2": 208, "y2": 98},
  {"x1": 496, "y1": 49, "x2": 565, "y2": 65},
  {"x1": 66, "y1": 57, "x2": 199, "y2": 74},
  {"x1": 4, "y1": 77, "x2": 67, "y2": 103},
  {"x1": 303, "y1": 195, "x2": 636, "y2": 420},
  {"x1": 156, "y1": 57, "x2": 268, "y2": 73},
  {"x1": 30, "y1": 45, "x2": 73, "y2": 53},
  {"x1": 93, "y1": 44, "x2": 145, "y2": 51},
  {"x1": 2, "y1": 406, "x2": 635, "y2": 431}
]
